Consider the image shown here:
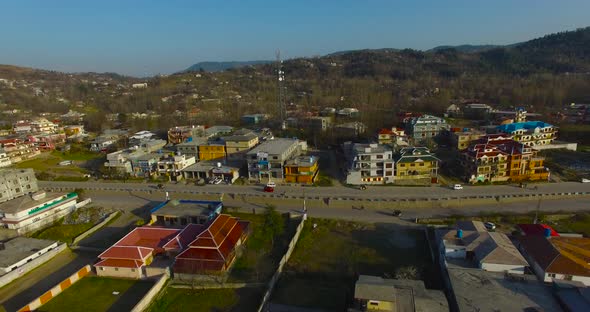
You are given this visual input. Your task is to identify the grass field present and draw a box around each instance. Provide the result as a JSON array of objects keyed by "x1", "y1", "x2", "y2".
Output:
[
  {"x1": 13, "y1": 148, "x2": 104, "y2": 179},
  {"x1": 38, "y1": 276, "x2": 154, "y2": 312},
  {"x1": 271, "y1": 218, "x2": 437, "y2": 311},
  {"x1": 31, "y1": 220, "x2": 94, "y2": 244},
  {"x1": 228, "y1": 211, "x2": 298, "y2": 283},
  {"x1": 148, "y1": 287, "x2": 264, "y2": 312}
]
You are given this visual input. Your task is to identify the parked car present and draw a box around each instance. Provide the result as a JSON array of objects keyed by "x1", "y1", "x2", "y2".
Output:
[
  {"x1": 264, "y1": 186, "x2": 274, "y2": 192},
  {"x1": 453, "y1": 184, "x2": 463, "y2": 190},
  {"x1": 582, "y1": 178, "x2": 590, "y2": 183},
  {"x1": 484, "y1": 222, "x2": 496, "y2": 230},
  {"x1": 392, "y1": 210, "x2": 402, "y2": 217},
  {"x1": 266, "y1": 181, "x2": 276, "y2": 188},
  {"x1": 359, "y1": 185, "x2": 367, "y2": 190}
]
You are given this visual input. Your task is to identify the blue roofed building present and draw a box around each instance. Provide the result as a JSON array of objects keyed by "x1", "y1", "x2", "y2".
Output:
[{"x1": 496, "y1": 121, "x2": 557, "y2": 147}]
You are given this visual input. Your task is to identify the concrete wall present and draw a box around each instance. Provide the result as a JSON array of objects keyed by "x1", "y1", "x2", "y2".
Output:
[
  {"x1": 17, "y1": 265, "x2": 91, "y2": 312},
  {"x1": 0, "y1": 243, "x2": 66, "y2": 288},
  {"x1": 72, "y1": 210, "x2": 119, "y2": 245},
  {"x1": 96, "y1": 265, "x2": 142, "y2": 279},
  {"x1": 257, "y1": 215, "x2": 306, "y2": 312},
  {"x1": 480, "y1": 263, "x2": 525, "y2": 274},
  {"x1": 130, "y1": 274, "x2": 169, "y2": 312}
]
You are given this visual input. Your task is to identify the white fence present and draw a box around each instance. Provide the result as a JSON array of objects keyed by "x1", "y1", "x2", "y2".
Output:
[{"x1": 130, "y1": 274, "x2": 169, "y2": 312}]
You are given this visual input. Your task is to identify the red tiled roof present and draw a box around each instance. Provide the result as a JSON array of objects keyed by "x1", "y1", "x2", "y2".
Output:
[
  {"x1": 115, "y1": 227, "x2": 181, "y2": 251},
  {"x1": 95, "y1": 258, "x2": 143, "y2": 268},
  {"x1": 378, "y1": 128, "x2": 393, "y2": 135},
  {"x1": 518, "y1": 224, "x2": 559, "y2": 237},
  {"x1": 163, "y1": 223, "x2": 205, "y2": 250},
  {"x1": 98, "y1": 246, "x2": 153, "y2": 260},
  {"x1": 518, "y1": 236, "x2": 590, "y2": 277}
]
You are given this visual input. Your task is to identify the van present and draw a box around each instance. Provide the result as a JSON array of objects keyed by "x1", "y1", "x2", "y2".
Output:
[{"x1": 453, "y1": 184, "x2": 463, "y2": 190}]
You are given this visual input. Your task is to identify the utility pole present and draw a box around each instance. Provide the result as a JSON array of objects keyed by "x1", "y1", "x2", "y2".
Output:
[{"x1": 276, "y1": 50, "x2": 286, "y2": 129}]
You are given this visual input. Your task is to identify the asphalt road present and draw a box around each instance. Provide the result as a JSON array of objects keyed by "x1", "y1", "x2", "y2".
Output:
[{"x1": 39, "y1": 180, "x2": 590, "y2": 200}]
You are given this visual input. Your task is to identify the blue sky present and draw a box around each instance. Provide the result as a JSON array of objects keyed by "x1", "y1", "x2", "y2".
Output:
[{"x1": 0, "y1": 0, "x2": 589, "y2": 77}]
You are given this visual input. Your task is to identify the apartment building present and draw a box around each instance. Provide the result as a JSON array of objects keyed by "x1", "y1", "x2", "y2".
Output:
[
  {"x1": 449, "y1": 128, "x2": 486, "y2": 150},
  {"x1": 104, "y1": 149, "x2": 145, "y2": 174},
  {"x1": 0, "y1": 169, "x2": 39, "y2": 204},
  {"x1": 405, "y1": 114, "x2": 450, "y2": 140},
  {"x1": 461, "y1": 135, "x2": 549, "y2": 184},
  {"x1": 344, "y1": 143, "x2": 394, "y2": 185},
  {"x1": 130, "y1": 154, "x2": 161, "y2": 178},
  {"x1": 198, "y1": 143, "x2": 226, "y2": 161},
  {"x1": 167, "y1": 126, "x2": 205, "y2": 145},
  {"x1": 247, "y1": 138, "x2": 303, "y2": 182},
  {"x1": 300, "y1": 117, "x2": 332, "y2": 132},
  {"x1": 497, "y1": 121, "x2": 558, "y2": 147},
  {"x1": 377, "y1": 127, "x2": 407, "y2": 146},
  {"x1": 0, "y1": 150, "x2": 11, "y2": 168},
  {"x1": 394, "y1": 147, "x2": 440, "y2": 184}
]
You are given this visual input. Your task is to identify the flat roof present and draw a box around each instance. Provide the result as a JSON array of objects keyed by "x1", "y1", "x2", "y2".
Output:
[
  {"x1": 247, "y1": 138, "x2": 298, "y2": 156},
  {"x1": 0, "y1": 237, "x2": 57, "y2": 269},
  {"x1": 448, "y1": 268, "x2": 561, "y2": 311},
  {"x1": 151, "y1": 200, "x2": 221, "y2": 218},
  {"x1": 0, "y1": 192, "x2": 75, "y2": 214}
]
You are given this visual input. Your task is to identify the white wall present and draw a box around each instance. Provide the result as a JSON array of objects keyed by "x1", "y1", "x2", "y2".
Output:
[
  {"x1": 480, "y1": 262, "x2": 525, "y2": 274},
  {"x1": 445, "y1": 248, "x2": 466, "y2": 259}
]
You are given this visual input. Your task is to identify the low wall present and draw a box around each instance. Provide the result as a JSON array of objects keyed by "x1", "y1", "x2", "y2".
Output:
[
  {"x1": 130, "y1": 274, "x2": 168, "y2": 312},
  {"x1": 257, "y1": 214, "x2": 306, "y2": 312},
  {"x1": 72, "y1": 211, "x2": 120, "y2": 245},
  {"x1": 18, "y1": 264, "x2": 91, "y2": 312},
  {"x1": 0, "y1": 243, "x2": 67, "y2": 288}
]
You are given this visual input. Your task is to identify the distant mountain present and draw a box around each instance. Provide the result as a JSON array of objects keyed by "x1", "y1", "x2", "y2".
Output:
[
  {"x1": 427, "y1": 44, "x2": 503, "y2": 53},
  {"x1": 184, "y1": 60, "x2": 273, "y2": 73},
  {"x1": 326, "y1": 48, "x2": 400, "y2": 57}
]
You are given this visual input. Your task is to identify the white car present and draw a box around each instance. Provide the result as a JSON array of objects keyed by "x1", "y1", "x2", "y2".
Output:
[
  {"x1": 266, "y1": 181, "x2": 276, "y2": 188},
  {"x1": 484, "y1": 222, "x2": 496, "y2": 230},
  {"x1": 582, "y1": 178, "x2": 590, "y2": 183},
  {"x1": 453, "y1": 184, "x2": 463, "y2": 190}
]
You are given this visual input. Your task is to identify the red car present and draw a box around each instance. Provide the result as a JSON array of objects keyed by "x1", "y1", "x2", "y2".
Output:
[{"x1": 264, "y1": 186, "x2": 274, "y2": 192}]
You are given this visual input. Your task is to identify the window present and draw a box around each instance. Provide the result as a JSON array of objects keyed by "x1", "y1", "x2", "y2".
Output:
[
  {"x1": 376, "y1": 154, "x2": 383, "y2": 159},
  {"x1": 386, "y1": 171, "x2": 393, "y2": 176},
  {"x1": 114, "y1": 268, "x2": 119, "y2": 271},
  {"x1": 131, "y1": 269, "x2": 136, "y2": 272},
  {"x1": 548, "y1": 273, "x2": 556, "y2": 278},
  {"x1": 564, "y1": 275, "x2": 573, "y2": 281},
  {"x1": 410, "y1": 163, "x2": 415, "y2": 167},
  {"x1": 419, "y1": 163, "x2": 424, "y2": 166},
  {"x1": 99, "y1": 267, "x2": 105, "y2": 271},
  {"x1": 386, "y1": 163, "x2": 393, "y2": 168}
]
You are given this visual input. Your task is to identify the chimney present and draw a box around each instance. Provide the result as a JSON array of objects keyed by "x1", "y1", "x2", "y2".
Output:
[{"x1": 457, "y1": 229, "x2": 463, "y2": 239}]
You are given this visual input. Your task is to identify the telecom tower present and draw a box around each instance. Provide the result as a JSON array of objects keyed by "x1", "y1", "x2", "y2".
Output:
[{"x1": 276, "y1": 50, "x2": 287, "y2": 129}]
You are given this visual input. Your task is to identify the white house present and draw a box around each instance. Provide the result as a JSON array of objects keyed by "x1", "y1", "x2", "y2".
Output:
[
  {"x1": 518, "y1": 235, "x2": 590, "y2": 285},
  {"x1": 132, "y1": 83, "x2": 148, "y2": 89}
]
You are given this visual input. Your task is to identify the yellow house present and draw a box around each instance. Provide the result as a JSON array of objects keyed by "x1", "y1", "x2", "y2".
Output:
[
  {"x1": 284, "y1": 156, "x2": 319, "y2": 184},
  {"x1": 394, "y1": 147, "x2": 440, "y2": 184},
  {"x1": 198, "y1": 143, "x2": 226, "y2": 161}
]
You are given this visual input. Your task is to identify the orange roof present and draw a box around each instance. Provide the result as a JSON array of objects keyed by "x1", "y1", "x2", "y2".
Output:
[
  {"x1": 163, "y1": 223, "x2": 205, "y2": 250},
  {"x1": 95, "y1": 258, "x2": 143, "y2": 268},
  {"x1": 115, "y1": 227, "x2": 180, "y2": 250}
]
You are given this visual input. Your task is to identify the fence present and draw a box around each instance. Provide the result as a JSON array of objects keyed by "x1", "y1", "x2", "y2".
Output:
[
  {"x1": 130, "y1": 274, "x2": 169, "y2": 312},
  {"x1": 72, "y1": 211, "x2": 120, "y2": 245},
  {"x1": 257, "y1": 214, "x2": 306, "y2": 312},
  {"x1": 18, "y1": 265, "x2": 91, "y2": 312},
  {"x1": 0, "y1": 243, "x2": 67, "y2": 288}
]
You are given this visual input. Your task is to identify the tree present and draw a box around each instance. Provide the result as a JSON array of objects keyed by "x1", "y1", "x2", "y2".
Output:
[
  {"x1": 395, "y1": 266, "x2": 419, "y2": 280},
  {"x1": 263, "y1": 205, "x2": 284, "y2": 247}
]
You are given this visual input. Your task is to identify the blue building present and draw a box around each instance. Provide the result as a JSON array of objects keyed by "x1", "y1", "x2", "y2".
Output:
[
  {"x1": 150, "y1": 200, "x2": 223, "y2": 227},
  {"x1": 496, "y1": 121, "x2": 557, "y2": 147},
  {"x1": 241, "y1": 114, "x2": 267, "y2": 125}
]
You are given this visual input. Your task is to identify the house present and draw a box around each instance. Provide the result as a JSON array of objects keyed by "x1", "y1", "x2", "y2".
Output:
[
  {"x1": 0, "y1": 150, "x2": 11, "y2": 167},
  {"x1": 394, "y1": 147, "x2": 440, "y2": 184},
  {"x1": 0, "y1": 191, "x2": 88, "y2": 234},
  {"x1": 182, "y1": 162, "x2": 240, "y2": 184},
  {"x1": 344, "y1": 143, "x2": 394, "y2": 185},
  {"x1": 222, "y1": 130, "x2": 259, "y2": 160},
  {"x1": 284, "y1": 155, "x2": 320, "y2": 184},
  {"x1": 0, "y1": 169, "x2": 38, "y2": 204},
  {"x1": 352, "y1": 275, "x2": 448, "y2": 312},
  {"x1": 167, "y1": 126, "x2": 205, "y2": 145},
  {"x1": 89, "y1": 136, "x2": 116, "y2": 152},
  {"x1": 63, "y1": 125, "x2": 85, "y2": 137},
  {"x1": 445, "y1": 104, "x2": 461, "y2": 117},
  {"x1": 404, "y1": 114, "x2": 450, "y2": 140},
  {"x1": 95, "y1": 227, "x2": 181, "y2": 279},
  {"x1": 247, "y1": 138, "x2": 304, "y2": 182},
  {"x1": 29, "y1": 118, "x2": 58, "y2": 134},
  {"x1": 132, "y1": 83, "x2": 148, "y2": 89},
  {"x1": 157, "y1": 155, "x2": 196, "y2": 181},
  {"x1": 0, "y1": 238, "x2": 59, "y2": 275},
  {"x1": 448, "y1": 128, "x2": 485, "y2": 150},
  {"x1": 337, "y1": 107, "x2": 360, "y2": 118},
  {"x1": 203, "y1": 126, "x2": 234, "y2": 138},
  {"x1": 497, "y1": 121, "x2": 558, "y2": 147},
  {"x1": 173, "y1": 214, "x2": 249, "y2": 275},
  {"x1": 463, "y1": 103, "x2": 493, "y2": 120},
  {"x1": 518, "y1": 235, "x2": 590, "y2": 285},
  {"x1": 175, "y1": 140, "x2": 201, "y2": 158},
  {"x1": 129, "y1": 153, "x2": 161, "y2": 178},
  {"x1": 198, "y1": 143, "x2": 226, "y2": 161},
  {"x1": 129, "y1": 130, "x2": 156, "y2": 141},
  {"x1": 13, "y1": 121, "x2": 32, "y2": 134},
  {"x1": 300, "y1": 116, "x2": 332, "y2": 132},
  {"x1": 334, "y1": 121, "x2": 367, "y2": 138},
  {"x1": 241, "y1": 114, "x2": 267, "y2": 125},
  {"x1": 377, "y1": 128, "x2": 407, "y2": 146},
  {"x1": 0, "y1": 139, "x2": 40, "y2": 163},
  {"x1": 104, "y1": 149, "x2": 145, "y2": 174},
  {"x1": 150, "y1": 200, "x2": 223, "y2": 226},
  {"x1": 438, "y1": 221, "x2": 528, "y2": 274}
]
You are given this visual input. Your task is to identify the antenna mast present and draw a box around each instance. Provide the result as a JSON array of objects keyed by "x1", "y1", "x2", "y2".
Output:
[{"x1": 276, "y1": 50, "x2": 286, "y2": 129}]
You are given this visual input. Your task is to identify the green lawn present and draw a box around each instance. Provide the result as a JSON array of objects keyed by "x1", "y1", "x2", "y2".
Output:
[
  {"x1": 227, "y1": 211, "x2": 297, "y2": 283},
  {"x1": 148, "y1": 287, "x2": 264, "y2": 312},
  {"x1": 38, "y1": 276, "x2": 153, "y2": 312},
  {"x1": 271, "y1": 218, "x2": 436, "y2": 310},
  {"x1": 12, "y1": 147, "x2": 104, "y2": 179},
  {"x1": 31, "y1": 221, "x2": 94, "y2": 244}
]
